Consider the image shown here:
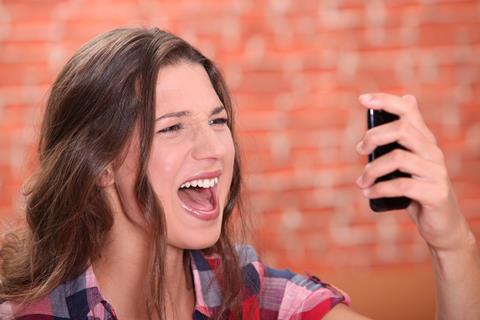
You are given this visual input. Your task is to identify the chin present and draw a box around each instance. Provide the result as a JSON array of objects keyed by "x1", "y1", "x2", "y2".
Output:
[{"x1": 170, "y1": 227, "x2": 222, "y2": 250}]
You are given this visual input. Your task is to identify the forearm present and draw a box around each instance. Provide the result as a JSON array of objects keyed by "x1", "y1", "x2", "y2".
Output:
[{"x1": 431, "y1": 231, "x2": 480, "y2": 320}]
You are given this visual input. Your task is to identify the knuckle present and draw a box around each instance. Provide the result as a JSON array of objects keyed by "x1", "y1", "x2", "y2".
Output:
[
  {"x1": 391, "y1": 149, "x2": 405, "y2": 163},
  {"x1": 397, "y1": 121, "x2": 410, "y2": 138},
  {"x1": 396, "y1": 178, "x2": 411, "y2": 193},
  {"x1": 438, "y1": 184, "x2": 450, "y2": 202},
  {"x1": 434, "y1": 146, "x2": 445, "y2": 163},
  {"x1": 437, "y1": 165, "x2": 448, "y2": 181}
]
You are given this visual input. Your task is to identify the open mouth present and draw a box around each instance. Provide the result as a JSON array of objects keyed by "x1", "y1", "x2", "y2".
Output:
[{"x1": 177, "y1": 177, "x2": 219, "y2": 219}]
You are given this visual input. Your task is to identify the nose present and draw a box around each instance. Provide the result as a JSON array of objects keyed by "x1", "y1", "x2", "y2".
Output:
[{"x1": 191, "y1": 124, "x2": 226, "y2": 160}]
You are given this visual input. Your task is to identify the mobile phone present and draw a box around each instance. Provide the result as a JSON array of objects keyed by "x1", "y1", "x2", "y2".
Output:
[{"x1": 367, "y1": 109, "x2": 411, "y2": 212}]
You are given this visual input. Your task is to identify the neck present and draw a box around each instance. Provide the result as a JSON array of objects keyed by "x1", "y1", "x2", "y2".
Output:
[
  {"x1": 164, "y1": 246, "x2": 194, "y2": 318},
  {"x1": 92, "y1": 186, "x2": 195, "y2": 319}
]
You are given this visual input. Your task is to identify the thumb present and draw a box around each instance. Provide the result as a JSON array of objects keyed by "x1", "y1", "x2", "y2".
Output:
[{"x1": 402, "y1": 94, "x2": 417, "y2": 106}]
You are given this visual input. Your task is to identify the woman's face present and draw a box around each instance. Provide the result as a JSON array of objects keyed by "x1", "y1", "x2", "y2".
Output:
[{"x1": 114, "y1": 61, "x2": 235, "y2": 249}]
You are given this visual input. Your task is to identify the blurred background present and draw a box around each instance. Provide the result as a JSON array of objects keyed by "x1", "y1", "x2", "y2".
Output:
[{"x1": 1, "y1": 0, "x2": 479, "y2": 319}]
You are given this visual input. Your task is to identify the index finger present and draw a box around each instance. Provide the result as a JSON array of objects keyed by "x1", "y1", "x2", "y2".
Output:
[{"x1": 358, "y1": 93, "x2": 435, "y2": 143}]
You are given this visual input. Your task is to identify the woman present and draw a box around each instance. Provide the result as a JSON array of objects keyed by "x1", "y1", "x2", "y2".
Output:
[{"x1": 0, "y1": 27, "x2": 478, "y2": 320}]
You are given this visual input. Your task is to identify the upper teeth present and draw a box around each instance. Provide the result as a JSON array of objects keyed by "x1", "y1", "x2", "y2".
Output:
[{"x1": 180, "y1": 177, "x2": 219, "y2": 189}]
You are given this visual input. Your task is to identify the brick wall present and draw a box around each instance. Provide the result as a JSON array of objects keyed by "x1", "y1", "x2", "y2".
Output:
[{"x1": 0, "y1": 0, "x2": 479, "y2": 318}]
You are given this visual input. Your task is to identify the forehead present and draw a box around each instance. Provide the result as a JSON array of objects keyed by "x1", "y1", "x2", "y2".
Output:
[{"x1": 155, "y1": 62, "x2": 222, "y2": 115}]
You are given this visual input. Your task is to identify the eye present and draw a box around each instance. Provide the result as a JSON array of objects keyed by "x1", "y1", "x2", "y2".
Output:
[
  {"x1": 209, "y1": 118, "x2": 228, "y2": 126},
  {"x1": 157, "y1": 124, "x2": 183, "y2": 134}
]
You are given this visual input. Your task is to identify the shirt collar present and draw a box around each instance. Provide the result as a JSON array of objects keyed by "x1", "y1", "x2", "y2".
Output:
[
  {"x1": 64, "y1": 265, "x2": 112, "y2": 319},
  {"x1": 62, "y1": 252, "x2": 223, "y2": 319},
  {"x1": 190, "y1": 250, "x2": 223, "y2": 318}
]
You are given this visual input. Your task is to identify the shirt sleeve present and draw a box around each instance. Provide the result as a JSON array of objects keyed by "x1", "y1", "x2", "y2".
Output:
[
  {"x1": 0, "y1": 300, "x2": 15, "y2": 320},
  {"x1": 236, "y1": 245, "x2": 350, "y2": 320},
  {"x1": 260, "y1": 267, "x2": 350, "y2": 320}
]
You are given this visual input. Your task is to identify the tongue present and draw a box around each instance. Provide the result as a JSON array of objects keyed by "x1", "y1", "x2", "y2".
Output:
[{"x1": 178, "y1": 187, "x2": 214, "y2": 211}]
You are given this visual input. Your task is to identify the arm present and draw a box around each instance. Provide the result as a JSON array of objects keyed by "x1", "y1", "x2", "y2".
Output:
[
  {"x1": 431, "y1": 231, "x2": 480, "y2": 320},
  {"x1": 323, "y1": 304, "x2": 373, "y2": 320},
  {"x1": 355, "y1": 93, "x2": 480, "y2": 320}
]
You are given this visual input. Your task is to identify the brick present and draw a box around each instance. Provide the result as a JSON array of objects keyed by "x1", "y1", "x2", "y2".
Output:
[
  {"x1": 0, "y1": 0, "x2": 479, "y2": 273},
  {"x1": 0, "y1": 62, "x2": 52, "y2": 86},
  {"x1": 7, "y1": 20, "x2": 59, "y2": 42},
  {"x1": 0, "y1": 85, "x2": 49, "y2": 105},
  {"x1": 1, "y1": 1, "x2": 57, "y2": 22},
  {"x1": 0, "y1": 41, "x2": 50, "y2": 63}
]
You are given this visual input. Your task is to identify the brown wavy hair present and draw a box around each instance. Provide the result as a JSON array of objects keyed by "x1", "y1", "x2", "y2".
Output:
[{"x1": 0, "y1": 27, "x2": 247, "y2": 319}]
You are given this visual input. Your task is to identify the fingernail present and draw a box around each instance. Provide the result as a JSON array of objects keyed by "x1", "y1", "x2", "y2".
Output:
[
  {"x1": 356, "y1": 141, "x2": 363, "y2": 152},
  {"x1": 359, "y1": 94, "x2": 372, "y2": 103},
  {"x1": 356, "y1": 176, "x2": 363, "y2": 186},
  {"x1": 402, "y1": 94, "x2": 416, "y2": 104}
]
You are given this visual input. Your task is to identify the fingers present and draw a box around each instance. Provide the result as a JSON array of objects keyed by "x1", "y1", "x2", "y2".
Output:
[
  {"x1": 362, "y1": 177, "x2": 450, "y2": 209},
  {"x1": 356, "y1": 92, "x2": 451, "y2": 210},
  {"x1": 356, "y1": 148, "x2": 446, "y2": 188},
  {"x1": 358, "y1": 93, "x2": 436, "y2": 143},
  {"x1": 356, "y1": 119, "x2": 445, "y2": 163}
]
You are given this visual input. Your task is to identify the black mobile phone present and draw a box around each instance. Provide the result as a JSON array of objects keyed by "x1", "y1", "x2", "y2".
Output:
[{"x1": 367, "y1": 109, "x2": 411, "y2": 212}]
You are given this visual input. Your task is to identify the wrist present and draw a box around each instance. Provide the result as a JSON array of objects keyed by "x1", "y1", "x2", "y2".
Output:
[
  {"x1": 430, "y1": 230, "x2": 478, "y2": 258},
  {"x1": 430, "y1": 231, "x2": 479, "y2": 282},
  {"x1": 427, "y1": 213, "x2": 478, "y2": 253}
]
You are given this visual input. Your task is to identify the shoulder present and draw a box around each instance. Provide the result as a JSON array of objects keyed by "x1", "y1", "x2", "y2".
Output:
[
  {"x1": 191, "y1": 245, "x2": 350, "y2": 319},
  {"x1": 0, "y1": 266, "x2": 109, "y2": 320},
  {"x1": 236, "y1": 245, "x2": 351, "y2": 319},
  {"x1": 0, "y1": 292, "x2": 70, "y2": 320}
]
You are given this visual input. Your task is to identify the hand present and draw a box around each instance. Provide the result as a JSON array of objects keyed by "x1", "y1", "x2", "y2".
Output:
[{"x1": 355, "y1": 93, "x2": 475, "y2": 253}]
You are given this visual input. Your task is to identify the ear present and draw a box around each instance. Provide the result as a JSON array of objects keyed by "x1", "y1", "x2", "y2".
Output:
[{"x1": 97, "y1": 165, "x2": 115, "y2": 188}]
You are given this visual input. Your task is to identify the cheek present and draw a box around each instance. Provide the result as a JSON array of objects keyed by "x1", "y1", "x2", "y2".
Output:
[
  {"x1": 222, "y1": 134, "x2": 236, "y2": 191},
  {"x1": 225, "y1": 134, "x2": 236, "y2": 170},
  {"x1": 147, "y1": 143, "x2": 187, "y2": 198}
]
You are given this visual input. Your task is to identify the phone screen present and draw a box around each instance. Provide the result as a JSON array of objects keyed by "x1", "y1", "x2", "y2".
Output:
[{"x1": 367, "y1": 109, "x2": 412, "y2": 212}]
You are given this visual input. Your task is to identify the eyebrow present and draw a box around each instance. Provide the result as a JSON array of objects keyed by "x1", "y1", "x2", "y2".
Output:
[{"x1": 155, "y1": 105, "x2": 226, "y2": 121}]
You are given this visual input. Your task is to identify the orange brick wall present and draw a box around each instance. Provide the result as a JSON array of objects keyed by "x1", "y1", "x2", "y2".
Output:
[{"x1": 1, "y1": 1, "x2": 479, "y2": 318}]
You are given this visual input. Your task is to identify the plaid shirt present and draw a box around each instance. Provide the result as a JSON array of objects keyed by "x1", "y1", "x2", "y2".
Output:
[{"x1": 0, "y1": 245, "x2": 349, "y2": 319}]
